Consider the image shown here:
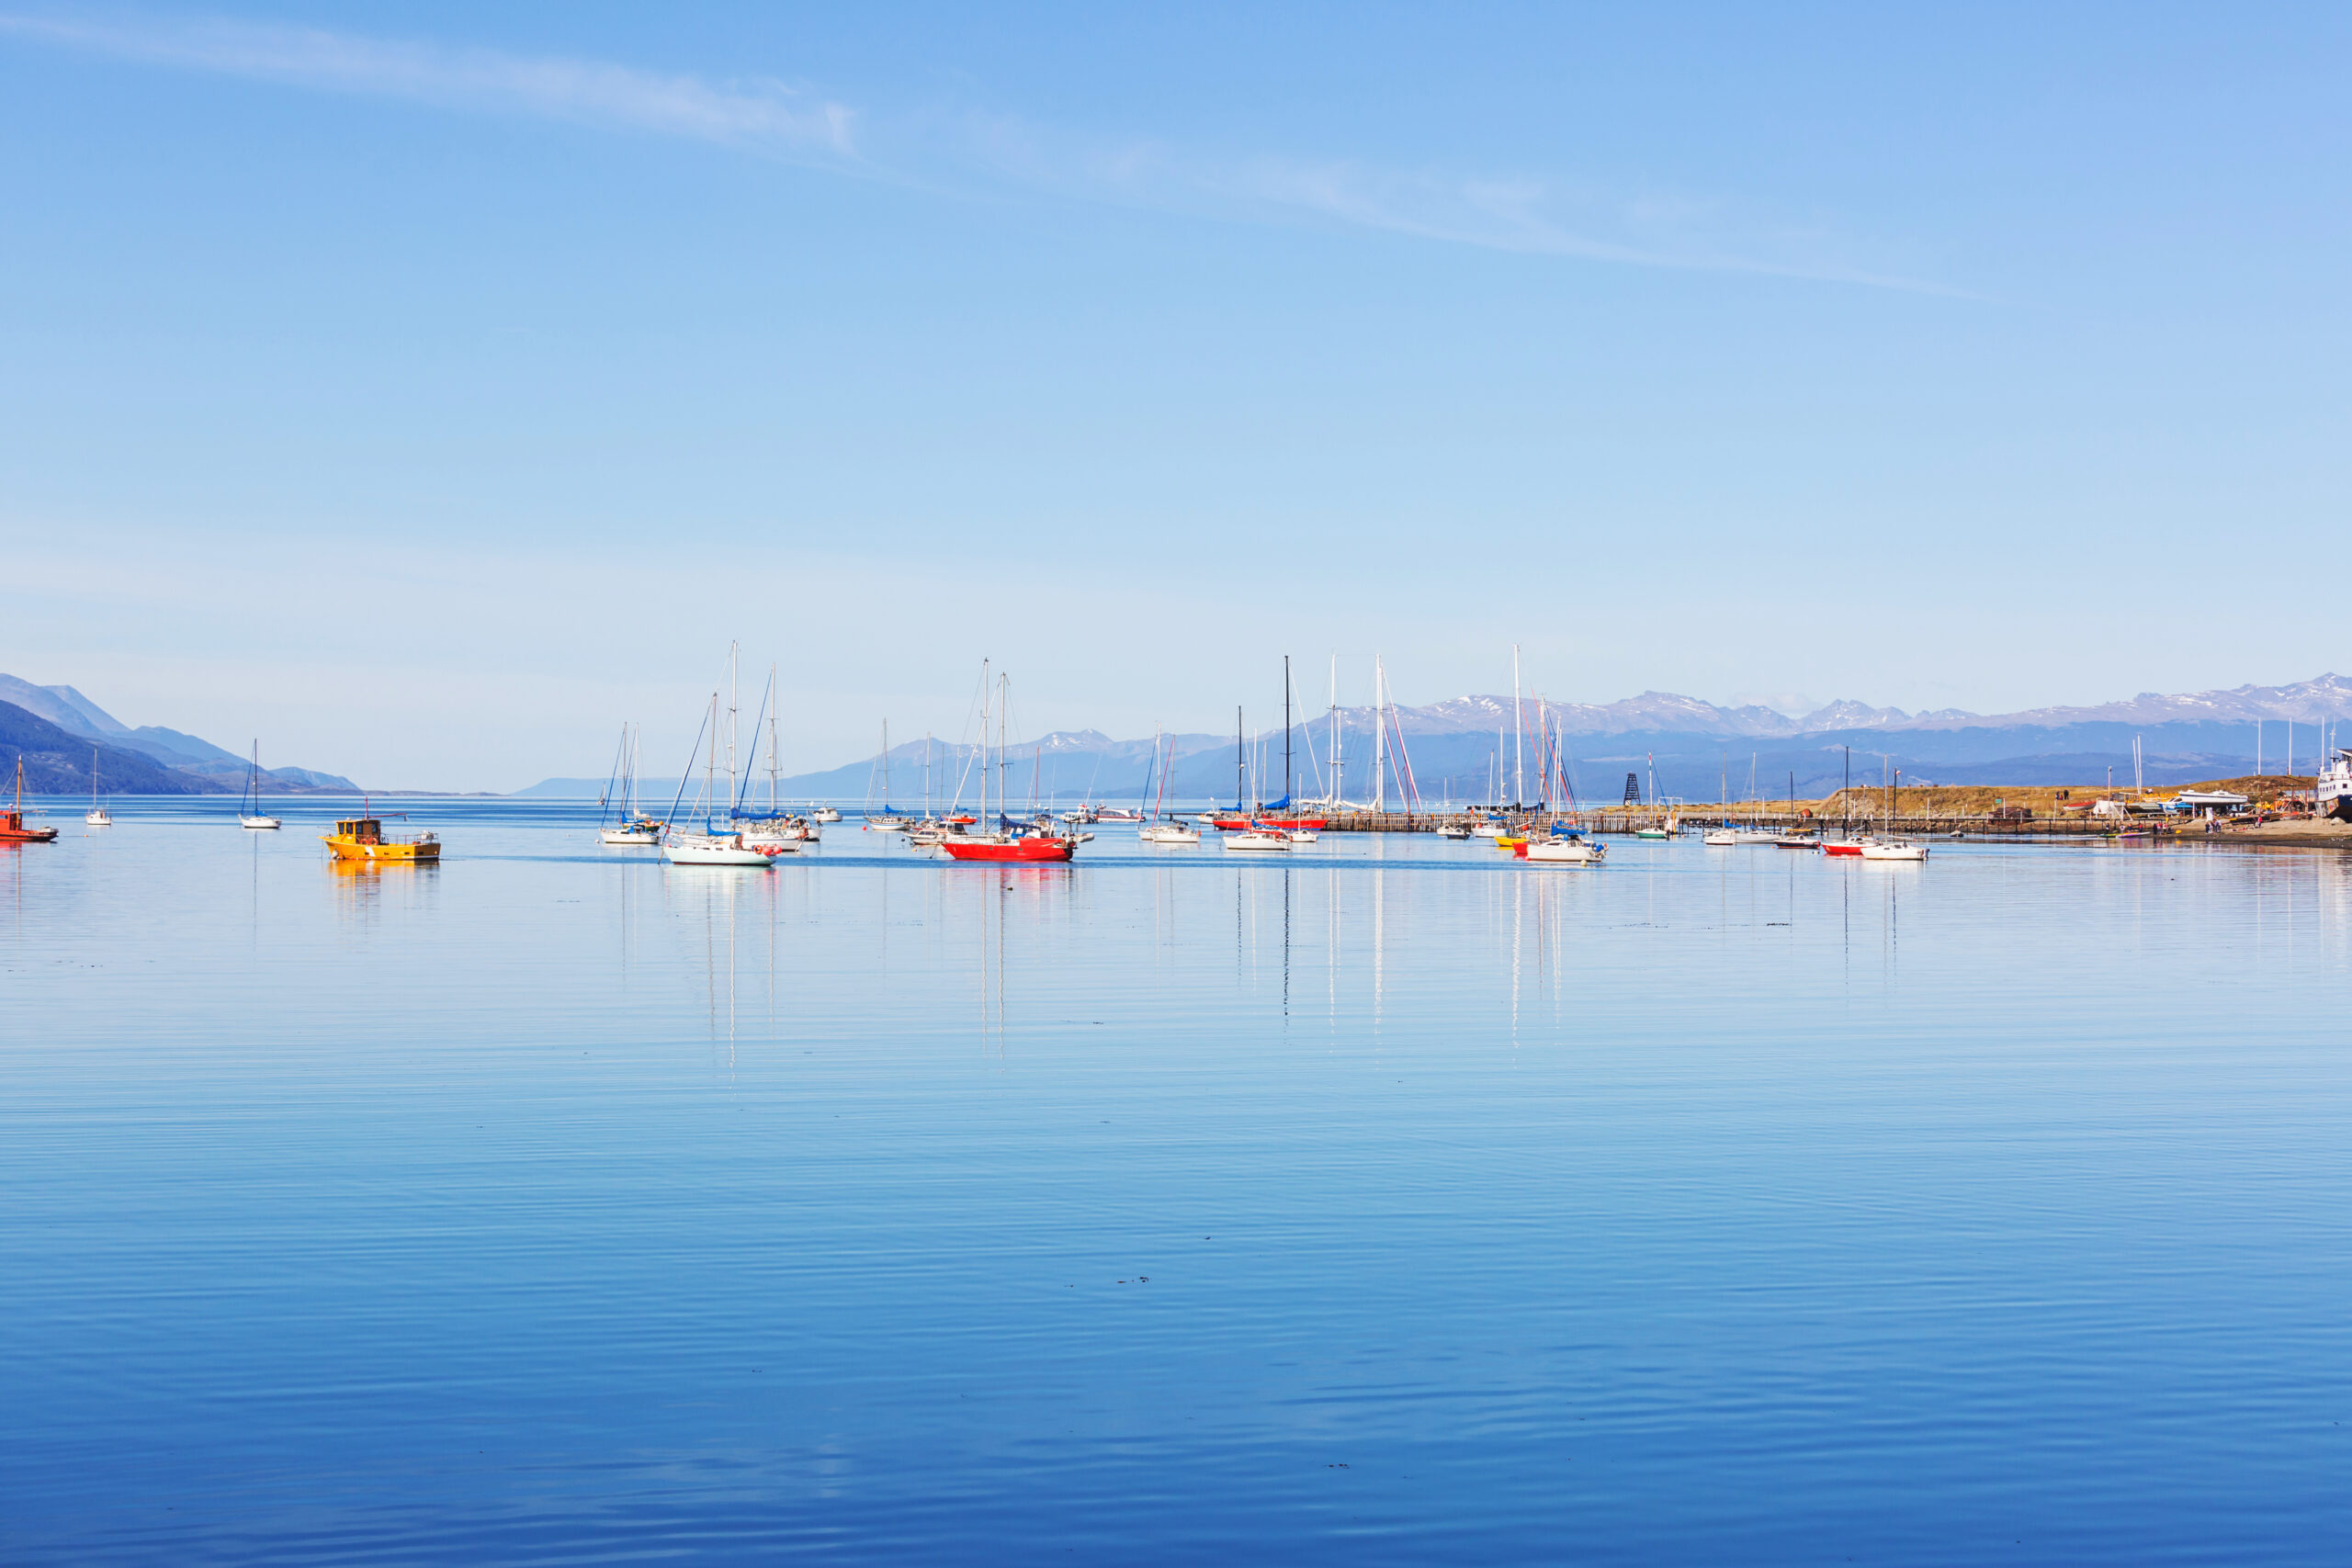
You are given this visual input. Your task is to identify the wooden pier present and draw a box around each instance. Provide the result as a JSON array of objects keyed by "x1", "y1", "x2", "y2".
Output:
[{"x1": 1314, "y1": 807, "x2": 2157, "y2": 840}]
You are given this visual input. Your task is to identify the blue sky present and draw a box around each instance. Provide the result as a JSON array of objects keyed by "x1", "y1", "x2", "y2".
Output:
[{"x1": 1, "y1": 4, "x2": 2346, "y2": 788}]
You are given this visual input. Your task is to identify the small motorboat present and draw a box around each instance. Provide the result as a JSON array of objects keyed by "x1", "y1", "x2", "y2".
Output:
[
  {"x1": 1703, "y1": 828, "x2": 1738, "y2": 846},
  {"x1": 1139, "y1": 823, "x2": 1202, "y2": 845},
  {"x1": 865, "y1": 814, "x2": 912, "y2": 834},
  {"x1": 1860, "y1": 838, "x2": 1928, "y2": 861},
  {"x1": 1820, "y1": 839, "x2": 1868, "y2": 858},
  {"x1": 1285, "y1": 829, "x2": 1319, "y2": 844},
  {"x1": 1633, "y1": 825, "x2": 1674, "y2": 840},
  {"x1": 1436, "y1": 823, "x2": 1473, "y2": 840},
  {"x1": 1223, "y1": 827, "x2": 1292, "y2": 852},
  {"x1": 599, "y1": 815, "x2": 664, "y2": 847},
  {"x1": 812, "y1": 806, "x2": 842, "y2": 823},
  {"x1": 1773, "y1": 830, "x2": 1820, "y2": 848}
]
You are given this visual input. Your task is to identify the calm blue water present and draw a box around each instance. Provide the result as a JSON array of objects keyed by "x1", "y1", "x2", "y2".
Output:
[{"x1": 6, "y1": 800, "x2": 2351, "y2": 1563}]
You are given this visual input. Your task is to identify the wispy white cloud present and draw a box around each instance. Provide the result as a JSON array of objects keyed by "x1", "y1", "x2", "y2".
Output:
[
  {"x1": 1, "y1": 10, "x2": 1959, "y2": 293},
  {"x1": 0, "y1": 10, "x2": 856, "y2": 156}
]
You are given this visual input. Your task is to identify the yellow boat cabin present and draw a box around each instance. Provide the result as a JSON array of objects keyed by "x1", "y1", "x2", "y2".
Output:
[{"x1": 322, "y1": 816, "x2": 440, "y2": 863}]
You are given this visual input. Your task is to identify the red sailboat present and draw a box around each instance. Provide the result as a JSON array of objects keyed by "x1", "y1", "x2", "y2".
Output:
[
  {"x1": 936, "y1": 661, "x2": 1080, "y2": 864},
  {"x1": 2, "y1": 757, "x2": 60, "y2": 843}
]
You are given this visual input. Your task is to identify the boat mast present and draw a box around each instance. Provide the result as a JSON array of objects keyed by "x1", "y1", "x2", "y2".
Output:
[
  {"x1": 1236, "y1": 706, "x2": 1245, "y2": 811},
  {"x1": 1279, "y1": 653, "x2": 1298, "y2": 804},
  {"x1": 767, "y1": 664, "x2": 780, "y2": 815},
  {"x1": 1374, "y1": 657, "x2": 1387, "y2": 813},
  {"x1": 727, "y1": 642, "x2": 740, "y2": 818},
  {"x1": 1328, "y1": 654, "x2": 1341, "y2": 806},
  {"x1": 706, "y1": 691, "x2": 718, "y2": 829},
  {"x1": 1512, "y1": 643, "x2": 1524, "y2": 809}
]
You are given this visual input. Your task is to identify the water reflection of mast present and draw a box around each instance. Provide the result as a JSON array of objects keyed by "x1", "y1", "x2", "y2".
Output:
[{"x1": 1281, "y1": 863, "x2": 1292, "y2": 1021}]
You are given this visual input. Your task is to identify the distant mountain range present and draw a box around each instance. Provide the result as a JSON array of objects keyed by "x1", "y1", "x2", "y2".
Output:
[
  {"x1": 520, "y1": 673, "x2": 2352, "y2": 805},
  {"x1": 0, "y1": 675, "x2": 357, "y2": 795}
]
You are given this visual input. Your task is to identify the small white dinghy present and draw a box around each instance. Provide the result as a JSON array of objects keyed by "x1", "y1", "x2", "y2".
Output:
[
  {"x1": 1285, "y1": 829, "x2": 1319, "y2": 845},
  {"x1": 1703, "y1": 829, "x2": 1738, "y2": 846},
  {"x1": 1139, "y1": 823, "x2": 1202, "y2": 845},
  {"x1": 1223, "y1": 828, "x2": 1293, "y2": 852}
]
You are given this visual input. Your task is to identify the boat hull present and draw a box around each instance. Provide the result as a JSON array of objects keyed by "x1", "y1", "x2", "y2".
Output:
[
  {"x1": 323, "y1": 838, "x2": 439, "y2": 862},
  {"x1": 599, "y1": 829, "x2": 660, "y2": 846},
  {"x1": 1522, "y1": 840, "x2": 1604, "y2": 863},
  {"x1": 1208, "y1": 816, "x2": 1327, "y2": 832},
  {"x1": 938, "y1": 837, "x2": 1075, "y2": 863},
  {"x1": 241, "y1": 817, "x2": 282, "y2": 830}
]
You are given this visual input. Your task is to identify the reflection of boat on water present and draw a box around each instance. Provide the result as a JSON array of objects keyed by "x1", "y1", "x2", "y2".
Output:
[
  {"x1": 3, "y1": 758, "x2": 59, "y2": 843},
  {"x1": 322, "y1": 811, "x2": 440, "y2": 863}
]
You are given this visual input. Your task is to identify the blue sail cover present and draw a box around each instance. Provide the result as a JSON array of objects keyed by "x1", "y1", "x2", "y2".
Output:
[{"x1": 1261, "y1": 795, "x2": 1292, "y2": 811}]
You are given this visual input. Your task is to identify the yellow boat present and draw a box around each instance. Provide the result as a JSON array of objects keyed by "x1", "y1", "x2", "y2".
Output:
[
  {"x1": 1495, "y1": 833, "x2": 1527, "y2": 850},
  {"x1": 322, "y1": 815, "x2": 440, "y2": 863}
]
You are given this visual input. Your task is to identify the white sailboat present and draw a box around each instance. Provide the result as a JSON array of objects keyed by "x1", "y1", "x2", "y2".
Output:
[
  {"x1": 85, "y1": 748, "x2": 110, "y2": 825},
  {"x1": 735, "y1": 665, "x2": 816, "y2": 853},
  {"x1": 662, "y1": 652, "x2": 772, "y2": 868},
  {"x1": 597, "y1": 723, "x2": 662, "y2": 845},
  {"x1": 239, "y1": 741, "x2": 281, "y2": 829},
  {"x1": 1137, "y1": 727, "x2": 1202, "y2": 844}
]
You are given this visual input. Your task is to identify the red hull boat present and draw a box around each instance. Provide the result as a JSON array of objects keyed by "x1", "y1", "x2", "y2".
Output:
[
  {"x1": 2, "y1": 759, "x2": 57, "y2": 842},
  {"x1": 938, "y1": 835, "x2": 1075, "y2": 863},
  {"x1": 1207, "y1": 816, "x2": 1328, "y2": 832}
]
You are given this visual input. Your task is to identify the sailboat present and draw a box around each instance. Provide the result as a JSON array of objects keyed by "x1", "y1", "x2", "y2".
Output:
[
  {"x1": 864, "y1": 720, "x2": 910, "y2": 831},
  {"x1": 734, "y1": 666, "x2": 817, "y2": 853},
  {"x1": 936, "y1": 662, "x2": 1080, "y2": 862},
  {"x1": 239, "y1": 742, "x2": 281, "y2": 829},
  {"x1": 1137, "y1": 727, "x2": 1200, "y2": 844},
  {"x1": 85, "y1": 748, "x2": 111, "y2": 825},
  {"x1": 3, "y1": 757, "x2": 59, "y2": 842},
  {"x1": 661, "y1": 654, "x2": 772, "y2": 868},
  {"x1": 596, "y1": 724, "x2": 662, "y2": 845}
]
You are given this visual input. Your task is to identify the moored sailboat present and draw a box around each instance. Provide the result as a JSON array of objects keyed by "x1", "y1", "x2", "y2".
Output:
[
  {"x1": 935, "y1": 662, "x2": 1080, "y2": 863},
  {"x1": 240, "y1": 741, "x2": 281, "y2": 829},
  {"x1": 85, "y1": 749, "x2": 110, "y2": 825}
]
